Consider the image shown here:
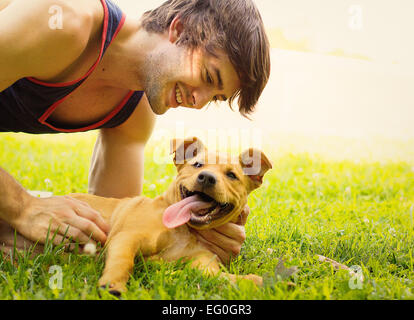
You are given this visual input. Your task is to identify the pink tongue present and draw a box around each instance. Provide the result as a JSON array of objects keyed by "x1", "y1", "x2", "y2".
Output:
[{"x1": 163, "y1": 195, "x2": 212, "y2": 229}]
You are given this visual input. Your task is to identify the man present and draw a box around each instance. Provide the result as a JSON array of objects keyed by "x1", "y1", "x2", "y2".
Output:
[{"x1": 0, "y1": 0, "x2": 270, "y2": 264}]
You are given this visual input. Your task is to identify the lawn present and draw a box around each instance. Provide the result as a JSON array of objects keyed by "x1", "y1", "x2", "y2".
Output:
[{"x1": 0, "y1": 132, "x2": 413, "y2": 300}]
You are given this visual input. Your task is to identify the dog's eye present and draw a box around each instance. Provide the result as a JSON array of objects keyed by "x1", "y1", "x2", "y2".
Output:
[
  {"x1": 226, "y1": 171, "x2": 238, "y2": 180},
  {"x1": 193, "y1": 162, "x2": 203, "y2": 168}
]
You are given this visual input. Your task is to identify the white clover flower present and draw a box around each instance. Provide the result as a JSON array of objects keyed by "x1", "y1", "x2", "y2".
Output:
[{"x1": 84, "y1": 243, "x2": 97, "y2": 256}]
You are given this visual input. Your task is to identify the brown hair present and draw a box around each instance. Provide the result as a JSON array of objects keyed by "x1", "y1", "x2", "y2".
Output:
[{"x1": 141, "y1": 0, "x2": 270, "y2": 116}]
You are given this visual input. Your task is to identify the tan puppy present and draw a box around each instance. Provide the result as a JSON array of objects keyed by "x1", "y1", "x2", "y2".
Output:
[{"x1": 0, "y1": 137, "x2": 272, "y2": 295}]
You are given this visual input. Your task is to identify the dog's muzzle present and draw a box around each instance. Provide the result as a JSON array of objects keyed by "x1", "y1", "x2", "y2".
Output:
[{"x1": 180, "y1": 185, "x2": 234, "y2": 226}]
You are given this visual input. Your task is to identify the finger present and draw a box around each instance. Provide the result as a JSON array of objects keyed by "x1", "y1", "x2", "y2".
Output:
[
  {"x1": 64, "y1": 196, "x2": 110, "y2": 234},
  {"x1": 197, "y1": 228, "x2": 242, "y2": 256},
  {"x1": 64, "y1": 212, "x2": 107, "y2": 244},
  {"x1": 74, "y1": 203, "x2": 110, "y2": 234},
  {"x1": 213, "y1": 223, "x2": 246, "y2": 243},
  {"x1": 49, "y1": 234, "x2": 76, "y2": 251},
  {"x1": 236, "y1": 205, "x2": 250, "y2": 226},
  {"x1": 42, "y1": 233, "x2": 66, "y2": 246},
  {"x1": 193, "y1": 229, "x2": 241, "y2": 263},
  {"x1": 42, "y1": 228, "x2": 76, "y2": 250},
  {"x1": 193, "y1": 231, "x2": 230, "y2": 264},
  {"x1": 48, "y1": 219, "x2": 95, "y2": 244},
  {"x1": 55, "y1": 222, "x2": 93, "y2": 244}
]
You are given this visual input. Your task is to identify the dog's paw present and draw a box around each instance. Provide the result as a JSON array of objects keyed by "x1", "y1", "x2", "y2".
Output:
[
  {"x1": 98, "y1": 278, "x2": 126, "y2": 296},
  {"x1": 98, "y1": 285, "x2": 122, "y2": 297},
  {"x1": 221, "y1": 272, "x2": 263, "y2": 286},
  {"x1": 244, "y1": 274, "x2": 263, "y2": 286}
]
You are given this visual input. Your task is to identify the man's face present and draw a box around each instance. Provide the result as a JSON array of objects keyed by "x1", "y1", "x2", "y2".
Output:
[{"x1": 142, "y1": 44, "x2": 240, "y2": 115}]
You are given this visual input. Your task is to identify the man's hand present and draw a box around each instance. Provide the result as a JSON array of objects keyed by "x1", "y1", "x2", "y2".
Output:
[
  {"x1": 190, "y1": 205, "x2": 250, "y2": 265},
  {"x1": 11, "y1": 195, "x2": 109, "y2": 246}
]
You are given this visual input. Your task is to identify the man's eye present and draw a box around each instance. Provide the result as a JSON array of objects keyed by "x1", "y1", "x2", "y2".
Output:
[
  {"x1": 193, "y1": 162, "x2": 203, "y2": 168},
  {"x1": 206, "y1": 71, "x2": 213, "y2": 84},
  {"x1": 226, "y1": 172, "x2": 238, "y2": 180}
]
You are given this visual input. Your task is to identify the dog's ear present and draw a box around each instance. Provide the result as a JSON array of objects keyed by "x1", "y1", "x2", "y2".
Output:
[
  {"x1": 170, "y1": 137, "x2": 205, "y2": 166},
  {"x1": 239, "y1": 148, "x2": 272, "y2": 191}
]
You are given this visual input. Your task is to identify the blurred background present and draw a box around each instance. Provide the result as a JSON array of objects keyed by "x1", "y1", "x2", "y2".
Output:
[{"x1": 114, "y1": 0, "x2": 414, "y2": 162}]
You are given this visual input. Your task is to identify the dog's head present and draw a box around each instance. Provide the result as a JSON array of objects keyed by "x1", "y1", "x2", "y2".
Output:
[{"x1": 163, "y1": 137, "x2": 272, "y2": 230}]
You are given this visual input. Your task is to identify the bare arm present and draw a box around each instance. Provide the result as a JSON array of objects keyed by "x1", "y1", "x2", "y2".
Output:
[
  {"x1": 0, "y1": 0, "x2": 93, "y2": 91},
  {"x1": 0, "y1": 0, "x2": 109, "y2": 244},
  {"x1": 0, "y1": 166, "x2": 109, "y2": 245},
  {"x1": 89, "y1": 95, "x2": 156, "y2": 198},
  {"x1": 0, "y1": 167, "x2": 31, "y2": 224}
]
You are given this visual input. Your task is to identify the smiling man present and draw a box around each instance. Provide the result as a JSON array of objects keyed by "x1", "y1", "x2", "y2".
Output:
[{"x1": 0, "y1": 0, "x2": 270, "y2": 263}]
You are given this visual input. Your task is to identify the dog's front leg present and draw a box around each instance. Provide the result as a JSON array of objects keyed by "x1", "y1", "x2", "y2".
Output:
[{"x1": 98, "y1": 232, "x2": 141, "y2": 295}]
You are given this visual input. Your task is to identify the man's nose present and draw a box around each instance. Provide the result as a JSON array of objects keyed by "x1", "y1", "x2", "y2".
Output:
[{"x1": 191, "y1": 88, "x2": 215, "y2": 109}]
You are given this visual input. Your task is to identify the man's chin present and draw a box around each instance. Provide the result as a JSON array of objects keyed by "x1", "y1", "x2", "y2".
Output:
[
  {"x1": 153, "y1": 108, "x2": 168, "y2": 115},
  {"x1": 149, "y1": 103, "x2": 169, "y2": 115}
]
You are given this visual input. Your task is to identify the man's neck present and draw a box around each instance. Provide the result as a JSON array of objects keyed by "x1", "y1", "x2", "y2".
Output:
[{"x1": 92, "y1": 16, "x2": 166, "y2": 92}]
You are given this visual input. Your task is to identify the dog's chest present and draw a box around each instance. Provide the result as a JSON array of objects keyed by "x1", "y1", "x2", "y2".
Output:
[{"x1": 151, "y1": 226, "x2": 197, "y2": 261}]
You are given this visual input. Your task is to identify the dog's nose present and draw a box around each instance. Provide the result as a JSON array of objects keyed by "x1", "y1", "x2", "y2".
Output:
[{"x1": 197, "y1": 171, "x2": 217, "y2": 188}]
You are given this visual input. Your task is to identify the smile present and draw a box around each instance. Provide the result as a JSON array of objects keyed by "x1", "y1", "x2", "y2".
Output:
[
  {"x1": 175, "y1": 84, "x2": 183, "y2": 104},
  {"x1": 180, "y1": 185, "x2": 234, "y2": 226}
]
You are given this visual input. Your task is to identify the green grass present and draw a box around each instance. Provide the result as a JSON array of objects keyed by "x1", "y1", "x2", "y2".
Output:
[{"x1": 0, "y1": 132, "x2": 413, "y2": 300}]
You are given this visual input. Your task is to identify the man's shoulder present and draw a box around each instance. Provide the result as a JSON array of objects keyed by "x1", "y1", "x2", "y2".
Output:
[
  {"x1": 1, "y1": 0, "x2": 96, "y2": 45},
  {"x1": 24, "y1": 0, "x2": 98, "y2": 45},
  {"x1": 0, "y1": 0, "x2": 103, "y2": 80},
  {"x1": 8, "y1": 0, "x2": 96, "y2": 30}
]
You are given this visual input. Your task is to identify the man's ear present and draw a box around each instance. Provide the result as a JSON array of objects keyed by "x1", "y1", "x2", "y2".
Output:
[
  {"x1": 170, "y1": 137, "x2": 205, "y2": 166},
  {"x1": 239, "y1": 148, "x2": 272, "y2": 191},
  {"x1": 168, "y1": 15, "x2": 184, "y2": 43}
]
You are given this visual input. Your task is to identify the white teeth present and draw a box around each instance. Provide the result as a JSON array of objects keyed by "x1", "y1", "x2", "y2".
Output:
[{"x1": 175, "y1": 85, "x2": 183, "y2": 104}]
